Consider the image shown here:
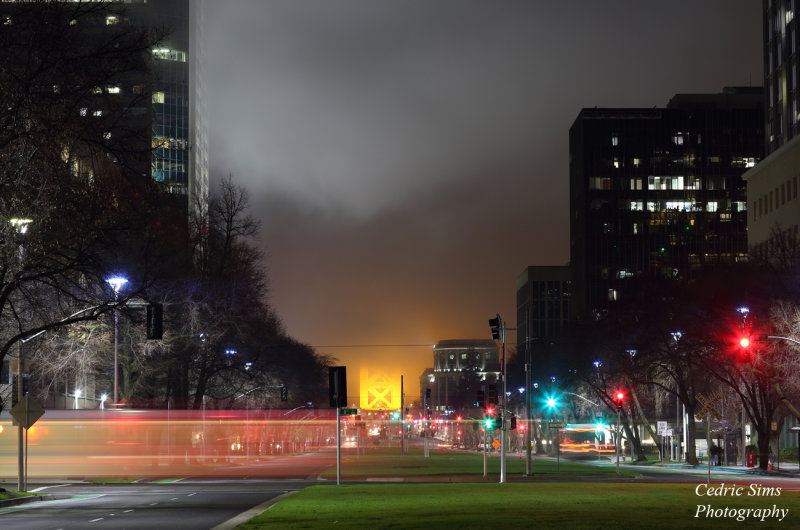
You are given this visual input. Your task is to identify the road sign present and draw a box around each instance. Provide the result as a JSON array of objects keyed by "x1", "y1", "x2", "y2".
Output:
[
  {"x1": 696, "y1": 391, "x2": 723, "y2": 421},
  {"x1": 341, "y1": 408, "x2": 358, "y2": 415},
  {"x1": 549, "y1": 421, "x2": 566, "y2": 429},
  {"x1": 491, "y1": 439, "x2": 501, "y2": 450},
  {"x1": 10, "y1": 396, "x2": 45, "y2": 429}
]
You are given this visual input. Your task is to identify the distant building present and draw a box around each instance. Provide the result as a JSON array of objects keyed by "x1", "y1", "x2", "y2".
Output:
[
  {"x1": 516, "y1": 266, "x2": 571, "y2": 346},
  {"x1": 569, "y1": 88, "x2": 763, "y2": 318},
  {"x1": 420, "y1": 340, "x2": 500, "y2": 415}
]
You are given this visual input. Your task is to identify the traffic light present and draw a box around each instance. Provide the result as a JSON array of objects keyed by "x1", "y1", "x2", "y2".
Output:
[
  {"x1": 488, "y1": 384, "x2": 498, "y2": 406},
  {"x1": 280, "y1": 386, "x2": 288, "y2": 402},
  {"x1": 739, "y1": 336, "x2": 751, "y2": 348},
  {"x1": 489, "y1": 315, "x2": 501, "y2": 340},
  {"x1": 614, "y1": 391, "x2": 625, "y2": 410},
  {"x1": 146, "y1": 303, "x2": 163, "y2": 340},
  {"x1": 509, "y1": 414, "x2": 517, "y2": 430},
  {"x1": 476, "y1": 389, "x2": 485, "y2": 408}
]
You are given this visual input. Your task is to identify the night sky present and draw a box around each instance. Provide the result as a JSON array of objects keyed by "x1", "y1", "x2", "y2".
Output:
[{"x1": 203, "y1": 0, "x2": 762, "y2": 397}]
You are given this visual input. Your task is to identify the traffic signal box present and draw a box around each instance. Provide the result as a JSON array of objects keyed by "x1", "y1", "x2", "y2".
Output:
[{"x1": 614, "y1": 391, "x2": 625, "y2": 410}]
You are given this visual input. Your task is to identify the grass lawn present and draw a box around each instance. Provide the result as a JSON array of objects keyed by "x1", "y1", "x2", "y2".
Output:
[
  {"x1": 240, "y1": 482, "x2": 800, "y2": 529},
  {"x1": 326, "y1": 447, "x2": 637, "y2": 477}
]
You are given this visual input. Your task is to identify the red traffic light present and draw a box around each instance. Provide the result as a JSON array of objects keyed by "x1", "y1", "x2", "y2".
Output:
[
  {"x1": 739, "y1": 336, "x2": 750, "y2": 348},
  {"x1": 614, "y1": 391, "x2": 625, "y2": 409}
]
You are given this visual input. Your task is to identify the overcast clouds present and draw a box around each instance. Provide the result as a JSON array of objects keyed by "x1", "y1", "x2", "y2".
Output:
[{"x1": 204, "y1": 0, "x2": 762, "y2": 391}]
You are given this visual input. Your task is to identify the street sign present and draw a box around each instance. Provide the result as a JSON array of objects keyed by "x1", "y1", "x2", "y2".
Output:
[
  {"x1": 10, "y1": 396, "x2": 45, "y2": 430},
  {"x1": 341, "y1": 408, "x2": 358, "y2": 415},
  {"x1": 696, "y1": 391, "x2": 723, "y2": 421},
  {"x1": 549, "y1": 421, "x2": 566, "y2": 429},
  {"x1": 491, "y1": 439, "x2": 501, "y2": 450}
]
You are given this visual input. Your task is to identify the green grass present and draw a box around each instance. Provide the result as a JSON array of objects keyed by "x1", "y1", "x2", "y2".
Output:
[
  {"x1": 326, "y1": 447, "x2": 636, "y2": 477},
  {"x1": 241, "y1": 483, "x2": 800, "y2": 529},
  {"x1": 0, "y1": 491, "x2": 38, "y2": 500}
]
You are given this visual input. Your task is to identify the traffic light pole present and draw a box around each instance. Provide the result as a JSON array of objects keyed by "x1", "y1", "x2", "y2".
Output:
[
  {"x1": 616, "y1": 406, "x2": 621, "y2": 476},
  {"x1": 500, "y1": 319, "x2": 507, "y2": 484}
]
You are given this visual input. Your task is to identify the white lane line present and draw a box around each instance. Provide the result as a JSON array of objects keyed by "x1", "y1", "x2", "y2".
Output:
[
  {"x1": 30, "y1": 484, "x2": 70, "y2": 493},
  {"x1": 149, "y1": 502, "x2": 158, "y2": 506},
  {"x1": 171, "y1": 497, "x2": 179, "y2": 501},
  {"x1": 124, "y1": 509, "x2": 134, "y2": 513},
  {"x1": 188, "y1": 493, "x2": 196, "y2": 496},
  {"x1": 89, "y1": 518, "x2": 104, "y2": 523}
]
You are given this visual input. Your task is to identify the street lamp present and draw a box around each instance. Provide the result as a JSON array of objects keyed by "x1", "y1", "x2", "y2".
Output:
[
  {"x1": 10, "y1": 217, "x2": 32, "y2": 493},
  {"x1": 106, "y1": 276, "x2": 128, "y2": 405}
]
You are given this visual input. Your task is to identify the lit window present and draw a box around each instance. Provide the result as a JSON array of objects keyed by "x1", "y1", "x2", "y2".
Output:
[
  {"x1": 79, "y1": 107, "x2": 87, "y2": 117},
  {"x1": 53, "y1": 85, "x2": 60, "y2": 94},
  {"x1": 633, "y1": 158, "x2": 640, "y2": 167},
  {"x1": 611, "y1": 134, "x2": 618, "y2": 146},
  {"x1": 152, "y1": 91, "x2": 165, "y2": 104},
  {"x1": 613, "y1": 157, "x2": 620, "y2": 168},
  {"x1": 106, "y1": 15, "x2": 119, "y2": 25},
  {"x1": 629, "y1": 178, "x2": 642, "y2": 190},
  {"x1": 629, "y1": 201, "x2": 643, "y2": 211},
  {"x1": 672, "y1": 134, "x2": 684, "y2": 145},
  {"x1": 92, "y1": 110, "x2": 102, "y2": 117},
  {"x1": 706, "y1": 202, "x2": 718, "y2": 212},
  {"x1": 632, "y1": 223, "x2": 640, "y2": 235},
  {"x1": 69, "y1": 19, "x2": 77, "y2": 26},
  {"x1": 107, "y1": 86, "x2": 120, "y2": 94},
  {"x1": 103, "y1": 132, "x2": 112, "y2": 140},
  {"x1": 686, "y1": 176, "x2": 702, "y2": 190},
  {"x1": 608, "y1": 289, "x2": 618, "y2": 302},
  {"x1": 92, "y1": 87, "x2": 103, "y2": 94},
  {"x1": 152, "y1": 48, "x2": 187, "y2": 62},
  {"x1": 747, "y1": 158, "x2": 756, "y2": 168}
]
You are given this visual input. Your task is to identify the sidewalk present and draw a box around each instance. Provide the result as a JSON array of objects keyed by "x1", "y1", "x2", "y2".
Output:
[{"x1": 642, "y1": 458, "x2": 800, "y2": 477}]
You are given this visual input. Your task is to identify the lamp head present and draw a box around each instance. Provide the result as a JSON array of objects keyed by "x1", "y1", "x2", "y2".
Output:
[{"x1": 106, "y1": 276, "x2": 128, "y2": 293}]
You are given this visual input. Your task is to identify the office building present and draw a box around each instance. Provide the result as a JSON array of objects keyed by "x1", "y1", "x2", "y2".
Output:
[
  {"x1": 569, "y1": 88, "x2": 763, "y2": 318},
  {"x1": 743, "y1": 1, "x2": 800, "y2": 267},
  {"x1": 421, "y1": 340, "x2": 500, "y2": 414}
]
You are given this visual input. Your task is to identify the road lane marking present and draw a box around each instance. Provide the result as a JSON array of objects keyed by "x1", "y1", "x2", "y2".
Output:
[
  {"x1": 30, "y1": 484, "x2": 70, "y2": 493},
  {"x1": 89, "y1": 518, "x2": 104, "y2": 522}
]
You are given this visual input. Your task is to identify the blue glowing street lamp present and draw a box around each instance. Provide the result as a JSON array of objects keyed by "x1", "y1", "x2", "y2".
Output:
[{"x1": 107, "y1": 276, "x2": 128, "y2": 405}]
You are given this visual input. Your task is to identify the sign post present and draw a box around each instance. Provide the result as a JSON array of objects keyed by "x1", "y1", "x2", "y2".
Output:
[
  {"x1": 10, "y1": 396, "x2": 45, "y2": 492},
  {"x1": 329, "y1": 367, "x2": 347, "y2": 486}
]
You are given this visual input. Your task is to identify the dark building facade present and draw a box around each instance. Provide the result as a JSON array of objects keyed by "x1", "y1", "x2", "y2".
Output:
[
  {"x1": 764, "y1": 0, "x2": 800, "y2": 155},
  {"x1": 569, "y1": 88, "x2": 763, "y2": 318},
  {"x1": 515, "y1": 265, "x2": 571, "y2": 348}
]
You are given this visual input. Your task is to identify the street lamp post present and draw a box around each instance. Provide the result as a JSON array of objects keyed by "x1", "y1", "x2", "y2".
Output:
[
  {"x1": 10, "y1": 217, "x2": 32, "y2": 492},
  {"x1": 107, "y1": 276, "x2": 128, "y2": 405}
]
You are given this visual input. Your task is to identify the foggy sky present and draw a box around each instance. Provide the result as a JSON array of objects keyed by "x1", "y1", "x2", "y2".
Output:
[{"x1": 203, "y1": 0, "x2": 762, "y2": 398}]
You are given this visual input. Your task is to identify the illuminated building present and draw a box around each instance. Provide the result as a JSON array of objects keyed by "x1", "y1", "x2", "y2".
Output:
[
  {"x1": 569, "y1": 88, "x2": 763, "y2": 318},
  {"x1": 421, "y1": 340, "x2": 500, "y2": 414}
]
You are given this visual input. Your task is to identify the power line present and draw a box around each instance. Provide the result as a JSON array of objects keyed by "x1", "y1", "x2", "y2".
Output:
[{"x1": 312, "y1": 344, "x2": 433, "y2": 348}]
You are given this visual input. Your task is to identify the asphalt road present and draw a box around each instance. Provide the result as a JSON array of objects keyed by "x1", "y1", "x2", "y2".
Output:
[{"x1": 0, "y1": 480, "x2": 310, "y2": 530}]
